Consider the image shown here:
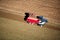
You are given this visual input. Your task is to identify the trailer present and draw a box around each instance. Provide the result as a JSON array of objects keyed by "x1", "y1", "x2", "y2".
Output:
[{"x1": 26, "y1": 17, "x2": 41, "y2": 25}]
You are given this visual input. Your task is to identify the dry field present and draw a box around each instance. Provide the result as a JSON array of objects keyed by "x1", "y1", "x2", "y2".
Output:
[
  {"x1": 0, "y1": 11, "x2": 60, "y2": 40},
  {"x1": 0, "y1": 0, "x2": 60, "y2": 40}
]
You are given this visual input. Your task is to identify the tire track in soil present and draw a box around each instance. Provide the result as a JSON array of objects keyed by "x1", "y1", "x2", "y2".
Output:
[{"x1": 0, "y1": 11, "x2": 60, "y2": 31}]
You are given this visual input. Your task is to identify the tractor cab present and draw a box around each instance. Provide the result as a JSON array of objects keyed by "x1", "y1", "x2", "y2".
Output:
[{"x1": 37, "y1": 16, "x2": 48, "y2": 27}]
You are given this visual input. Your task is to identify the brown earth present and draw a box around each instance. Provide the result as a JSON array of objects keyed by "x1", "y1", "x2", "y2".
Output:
[
  {"x1": 0, "y1": 10, "x2": 60, "y2": 40},
  {"x1": 0, "y1": 11, "x2": 60, "y2": 31},
  {"x1": 0, "y1": 0, "x2": 60, "y2": 24},
  {"x1": 0, "y1": 0, "x2": 60, "y2": 40}
]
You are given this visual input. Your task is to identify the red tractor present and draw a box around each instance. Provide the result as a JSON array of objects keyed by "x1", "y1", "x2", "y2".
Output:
[{"x1": 24, "y1": 12, "x2": 48, "y2": 27}]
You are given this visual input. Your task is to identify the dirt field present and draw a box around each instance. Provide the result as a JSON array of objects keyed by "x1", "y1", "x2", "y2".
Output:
[
  {"x1": 0, "y1": 0, "x2": 60, "y2": 40},
  {"x1": 0, "y1": 0, "x2": 60, "y2": 24},
  {"x1": 0, "y1": 10, "x2": 60, "y2": 40}
]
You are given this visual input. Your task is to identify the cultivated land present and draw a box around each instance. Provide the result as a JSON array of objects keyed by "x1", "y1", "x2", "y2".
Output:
[
  {"x1": 0, "y1": 0, "x2": 60, "y2": 40},
  {"x1": 0, "y1": 10, "x2": 60, "y2": 40},
  {"x1": 0, "y1": 13, "x2": 60, "y2": 40}
]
